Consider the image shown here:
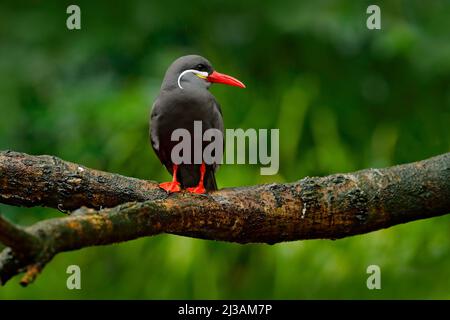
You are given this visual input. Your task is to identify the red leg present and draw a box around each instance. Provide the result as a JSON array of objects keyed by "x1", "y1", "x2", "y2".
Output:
[
  {"x1": 159, "y1": 164, "x2": 181, "y2": 193},
  {"x1": 187, "y1": 163, "x2": 207, "y2": 194}
]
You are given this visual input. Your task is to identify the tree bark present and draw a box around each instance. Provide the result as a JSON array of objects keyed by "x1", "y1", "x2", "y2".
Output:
[
  {"x1": 0, "y1": 151, "x2": 164, "y2": 211},
  {"x1": 0, "y1": 150, "x2": 449, "y2": 286}
]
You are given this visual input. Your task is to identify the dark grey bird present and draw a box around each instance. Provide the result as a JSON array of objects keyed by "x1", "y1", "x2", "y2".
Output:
[{"x1": 150, "y1": 55, "x2": 245, "y2": 193}]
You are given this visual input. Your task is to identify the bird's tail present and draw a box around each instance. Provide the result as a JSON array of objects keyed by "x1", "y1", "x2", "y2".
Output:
[
  {"x1": 177, "y1": 164, "x2": 217, "y2": 191},
  {"x1": 203, "y1": 167, "x2": 217, "y2": 191}
]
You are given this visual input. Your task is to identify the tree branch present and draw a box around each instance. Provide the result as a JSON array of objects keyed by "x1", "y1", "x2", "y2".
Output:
[
  {"x1": 0, "y1": 214, "x2": 41, "y2": 253},
  {"x1": 0, "y1": 150, "x2": 165, "y2": 211},
  {"x1": 0, "y1": 150, "x2": 449, "y2": 286}
]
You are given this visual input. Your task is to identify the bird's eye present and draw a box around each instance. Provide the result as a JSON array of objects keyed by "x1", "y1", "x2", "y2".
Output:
[{"x1": 196, "y1": 64, "x2": 206, "y2": 71}]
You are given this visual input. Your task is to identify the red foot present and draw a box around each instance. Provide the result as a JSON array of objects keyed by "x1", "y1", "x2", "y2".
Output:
[
  {"x1": 159, "y1": 181, "x2": 181, "y2": 193},
  {"x1": 187, "y1": 185, "x2": 206, "y2": 194}
]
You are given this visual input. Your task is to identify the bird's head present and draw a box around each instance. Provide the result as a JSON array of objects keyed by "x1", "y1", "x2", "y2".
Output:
[{"x1": 162, "y1": 55, "x2": 245, "y2": 90}]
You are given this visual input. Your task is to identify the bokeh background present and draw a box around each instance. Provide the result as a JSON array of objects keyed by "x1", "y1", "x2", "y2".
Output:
[{"x1": 0, "y1": 0, "x2": 449, "y2": 299}]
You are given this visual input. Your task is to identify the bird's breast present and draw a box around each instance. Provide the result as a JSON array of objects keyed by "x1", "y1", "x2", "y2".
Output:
[{"x1": 156, "y1": 92, "x2": 220, "y2": 133}]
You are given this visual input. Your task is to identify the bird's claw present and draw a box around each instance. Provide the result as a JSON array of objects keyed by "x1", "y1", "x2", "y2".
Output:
[
  {"x1": 159, "y1": 181, "x2": 181, "y2": 193},
  {"x1": 186, "y1": 185, "x2": 206, "y2": 194}
]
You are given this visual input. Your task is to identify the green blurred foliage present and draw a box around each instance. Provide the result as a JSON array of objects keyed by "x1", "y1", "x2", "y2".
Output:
[{"x1": 0, "y1": 0, "x2": 449, "y2": 299}]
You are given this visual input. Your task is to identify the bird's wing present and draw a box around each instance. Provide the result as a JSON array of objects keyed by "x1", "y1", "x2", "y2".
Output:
[
  {"x1": 149, "y1": 99, "x2": 169, "y2": 168},
  {"x1": 210, "y1": 98, "x2": 224, "y2": 172}
]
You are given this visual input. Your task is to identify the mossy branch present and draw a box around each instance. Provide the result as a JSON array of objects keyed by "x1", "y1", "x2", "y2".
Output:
[{"x1": 0, "y1": 151, "x2": 449, "y2": 286}]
